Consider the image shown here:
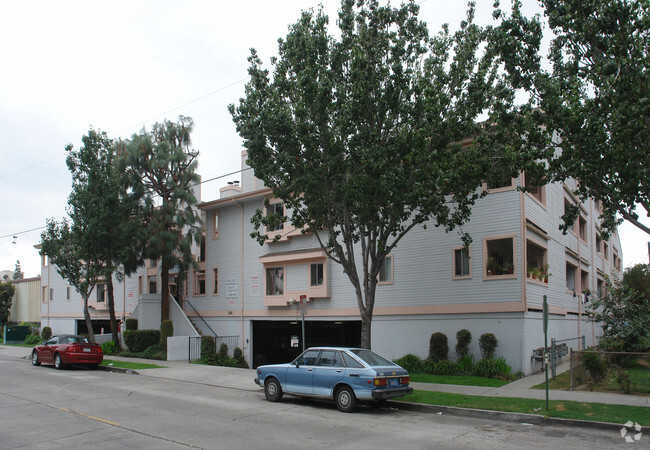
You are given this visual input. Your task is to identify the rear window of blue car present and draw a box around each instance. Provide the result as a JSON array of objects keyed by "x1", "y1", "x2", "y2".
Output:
[
  {"x1": 350, "y1": 349, "x2": 396, "y2": 367},
  {"x1": 341, "y1": 352, "x2": 364, "y2": 368}
]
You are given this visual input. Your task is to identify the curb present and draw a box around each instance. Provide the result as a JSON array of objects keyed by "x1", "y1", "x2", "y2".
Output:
[
  {"x1": 392, "y1": 401, "x2": 625, "y2": 431},
  {"x1": 98, "y1": 365, "x2": 140, "y2": 375}
]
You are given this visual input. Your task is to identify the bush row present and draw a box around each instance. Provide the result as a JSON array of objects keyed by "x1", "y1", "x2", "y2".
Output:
[{"x1": 394, "y1": 353, "x2": 512, "y2": 380}]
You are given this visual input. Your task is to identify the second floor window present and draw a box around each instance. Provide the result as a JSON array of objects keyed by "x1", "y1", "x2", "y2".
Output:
[
  {"x1": 266, "y1": 267, "x2": 284, "y2": 295},
  {"x1": 454, "y1": 248, "x2": 471, "y2": 278},
  {"x1": 96, "y1": 283, "x2": 105, "y2": 302},
  {"x1": 268, "y1": 202, "x2": 285, "y2": 231},
  {"x1": 310, "y1": 263, "x2": 324, "y2": 286},
  {"x1": 379, "y1": 255, "x2": 393, "y2": 283},
  {"x1": 149, "y1": 276, "x2": 157, "y2": 294}
]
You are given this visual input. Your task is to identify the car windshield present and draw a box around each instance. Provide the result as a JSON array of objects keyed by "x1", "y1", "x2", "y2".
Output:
[{"x1": 350, "y1": 349, "x2": 396, "y2": 367}]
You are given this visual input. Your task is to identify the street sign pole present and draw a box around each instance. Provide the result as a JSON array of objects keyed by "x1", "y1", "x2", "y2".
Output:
[{"x1": 543, "y1": 295, "x2": 549, "y2": 411}]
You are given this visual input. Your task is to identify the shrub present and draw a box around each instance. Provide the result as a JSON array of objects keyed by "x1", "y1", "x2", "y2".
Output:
[
  {"x1": 233, "y1": 347, "x2": 249, "y2": 368},
  {"x1": 582, "y1": 351, "x2": 607, "y2": 383},
  {"x1": 160, "y1": 320, "x2": 173, "y2": 348},
  {"x1": 201, "y1": 335, "x2": 216, "y2": 356},
  {"x1": 41, "y1": 326, "x2": 52, "y2": 341},
  {"x1": 125, "y1": 318, "x2": 138, "y2": 330},
  {"x1": 24, "y1": 334, "x2": 41, "y2": 345},
  {"x1": 472, "y1": 357, "x2": 512, "y2": 379},
  {"x1": 101, "y1": 340, "x2": 120, "y2": 355},
  {"x1": 432, "y1": 360, "x2": 461, "y2": 376},
  {"x1": 457, "y1": 354, "x2": 474, "y2": 374},
  {"x1": 429, "y1": 332, "x2": 449, "y2": 362},
  {"x1": 394, "y1": 354, "x2": 423, "y2": 373},
  {"x1": 143, "y1": 344, "x2": 167, "y2": 360},
  {"x1": 200, "y1": 352, "x2": 238, "y2": 367},
  {"x1": 455, "y1": 329, "x2": 472, "y2": 358},
  {"x1": 615, "y1": 367, "x2": 634, "y2": 394},
  {"x1": 421, "y1": 358, "x2": 437, "y2": 375},
  {"x1": 123, "y1": 329, "x2": 160, "y2": 353},
  {"x1": 218, "y1": 342, "x2": 229, "y2": 357},
  {"x1": 479, "y1": 333, "x2": 497, "y2": 359}
]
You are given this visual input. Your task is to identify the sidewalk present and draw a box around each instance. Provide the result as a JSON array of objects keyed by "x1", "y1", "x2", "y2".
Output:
[{"x1": 2, "y1": 344, "x2": 648, "y2": 408}]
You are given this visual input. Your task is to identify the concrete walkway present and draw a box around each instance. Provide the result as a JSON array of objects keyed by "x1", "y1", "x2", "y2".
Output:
[{"x1": 2, "y1": 344, "x2": 648, "y2": 408}]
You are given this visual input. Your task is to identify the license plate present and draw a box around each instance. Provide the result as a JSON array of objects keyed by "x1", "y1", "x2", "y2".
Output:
[
  {"x1": 83, "y1": 348, "x2": 91, "y2": 353},
  {"x1": 389, "y1": 378, "x2": 398, "y2": 386}
]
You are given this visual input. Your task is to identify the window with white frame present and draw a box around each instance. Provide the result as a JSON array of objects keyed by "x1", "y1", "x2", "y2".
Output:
[
  {"x1": 194, "y1": 270, "x2": 206, "y2": 295},
  {"x1": 485, "y1": 237, "x2": 515, "y2": 277},
  {"x1": 310, "y1": 263, "x2": 324, "y2": 286},
  {"x1": 566, "y1": 262, "x2": 577, "y2": 291},
  {"x1": 267, "y1": 202, "x2": 285, "y2": 231},
  {"x1": 96, "y1": 283, "x2": 106, "y2": 302},
  {"x1": 379, "y1": 255, "x2": 393, "y2": 283},
  {"x1": 266, "y1": 267, "x2": 284, "y2": 295},
  {"x1": 453, "y1": 247, "x2": 471, "y2": 278},
  {"x1": 526, "y1": 240, "x2": 547, "y2": 282}
]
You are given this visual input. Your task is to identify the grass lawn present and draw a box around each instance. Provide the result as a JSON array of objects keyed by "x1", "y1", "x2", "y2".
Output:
[
  {"x1": 102, "y1": 359, "x2": 165, "y2": 370},
  {"x1": 410, "y1": 373, "x2": 509, "y2": 387},
  {"x1": 533, "y1": 359, "x2": 650, "y2": 395},
  {"x1": 399, "y1": 390, "x2": 650, "y2": 426}
]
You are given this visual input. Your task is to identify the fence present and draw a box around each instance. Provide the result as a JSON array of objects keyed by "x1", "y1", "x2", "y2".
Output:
[
  {"x1": 187, "y1": 335, "x2": 240, "y2": 361},
  {"x1": 569, "y1": 349, "x2": 650, "y2": 393}
]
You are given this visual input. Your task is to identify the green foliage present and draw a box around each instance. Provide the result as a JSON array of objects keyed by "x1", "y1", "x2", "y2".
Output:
[
  {"x1": 160, "y1": 320, "x2": 173, "y2": 348},
  {"x1": 457, "y1": 354, "x2": 475, "y2": 374},
  {"x1": 101, "y1": 340, "x2": 120, "y2": 355},
  {"x1": 431, "y1": 360, "x2": 461, "y2": 376},
  {"x1": 479, "y1": 333, "x2": 498, "y2": 359},
  {"x1": 615, "y1": 367, "x2": 634, "y2": 395},
  {"x1": 41, "y1": 327, "x2": 52, "y2": 341},
  {"x1": 143, "y1": 344, "x2": 167, "y2": 360},
  {"x1": 0, "y1": 281, "x2": 16, "y2": 327},
  {"x1": 472, "y1": 357, "x2": 512, "y2": 379},
  {"x1": 218, "y1": 342, "x2": 229, "y2": 358},
  {"x1": 230, "y1": 0, "x2": 539, "y2": 348},
  {"x1": 125, "y1": 318, "x2": 138, "y2": 330},
  {"x1": 429, "y1": 332, "x2": 449, "y2": 363},
  {"x1": 582, "y1": 351, "x2": 607, "y2": 384},
  {"x1": 588, "y1": 267, "x2": 650, "y2": 353},
  {"x1": 233, "y1": 347, "x2": 249, "y2": 368},
  {"x1": 455, "y1": 329, "x2": 472, "y2": 358},
  {"x1": 394, "y1": 354, "x2": 423, "y2": 373},
  {"x1": 119, "y1": 116, "x2": 202, "y2": 323},
  {"x1": 201, "y1": 335, "x2": 215, "y2": 356},
  {"x1": 13, "y1": 260, "x2": 23, "y2": 280},
  {"x1": 200, "y1": 352, "x2": 238, "y2": 367},
  {"x1": 24, "y1": 334, "x2": 41, "y2": 345},
  {"x1": 123, "y1": 329, "x2": 161, "y2": 353}
]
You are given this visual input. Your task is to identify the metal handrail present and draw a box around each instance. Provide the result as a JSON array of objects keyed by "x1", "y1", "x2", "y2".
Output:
[{"x1": 185, "y1": 299, "x2": 219, "y2": 339}]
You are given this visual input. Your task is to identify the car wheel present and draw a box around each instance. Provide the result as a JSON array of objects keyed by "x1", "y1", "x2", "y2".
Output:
[
  {"x1": 264, "y1": 378, "x2": 283, "y2": 402},
  {"x1": 31, "y1": 351, "x2": 41, "y2": 366},
  {"x1": 335, "y1": 386, "x2": 357, "y2": 413},
  {"x1": 54, "y1": 353, "x2": 65, "y2": 370}
]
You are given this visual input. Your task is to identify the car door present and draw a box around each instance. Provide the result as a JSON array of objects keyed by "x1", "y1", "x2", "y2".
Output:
[
  {"x1": 312, "y1": 350, "x2": 345, "y2": 397},
  {"x1": 40, "y1": 336, "x2": 59, "y2": 363},
  {"x1": 284, "y1": 349, "x2": 319, "y2": 395}
]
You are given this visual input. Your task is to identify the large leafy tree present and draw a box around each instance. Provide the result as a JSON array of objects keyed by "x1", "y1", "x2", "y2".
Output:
[
  {"x1": 119, "y1": 116, "x2": 202, "y2": 323},
  {"x1": 515, "y1": 0, "x2": 650, "y2": 235},
  {"x1": 0, "y1": 280, "x2": 15, "y2": 328},
  {"x1": 41, "y1": 129, "x2": 127, "y2": 342},
  {"x1": 230, "y1": 0, "x2": 541, "y2": 348}
]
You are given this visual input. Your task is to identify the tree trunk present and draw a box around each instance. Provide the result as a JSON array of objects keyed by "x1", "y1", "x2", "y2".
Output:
[
  {"x1": 161, "y1": 259, "x2": 170, "y2": 322},
  {"x1": 360, "y1": 314, "x2": 372, "y2": 349},
  {"x1": 83, "y1": 294, "x2": 95, "y2": 343},
  {"x1": 106, "y1": 275, "x2": 119, "y2": 344}
]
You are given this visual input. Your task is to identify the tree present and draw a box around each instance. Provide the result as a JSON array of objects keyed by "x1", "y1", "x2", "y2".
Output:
[
  {"x1": 119, "y1": 116, "x2": 202, "y2": 323},
  {"x1": 0, "y1": 280, "x2": 15, "y2": 328},
  {"x1": 512, "y1": 0, "x2": 650, "y2": 236},
  {"x1": 41, "y1": 129, "x2": 128, "y2": 343},
  {"x1": 588, "y1": 264, "x2": 650, "y2": 352},
  {"x1": 230, "y1": 0, "x2": 542, "y2": 348},
  {"x1": 13, "y1": 260, "x2": 23, "y2": 280}
]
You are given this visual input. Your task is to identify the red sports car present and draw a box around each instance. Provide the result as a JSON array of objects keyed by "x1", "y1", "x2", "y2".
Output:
[{"x1": 32, "y1": 334, "x2": 103, "y2": 370}]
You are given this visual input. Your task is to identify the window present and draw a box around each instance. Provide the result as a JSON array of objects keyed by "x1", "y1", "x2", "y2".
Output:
[
  {"x1": 524, "y1": 172, "x2": 545, "y2": 204},
  {"x1": 266, "y1": 267, "x2": 284, "y2": 295},
  {"x1": 149, "y1": 258, "x2": 157, "y2": 268},
  {"x1": 267, "y1": 202, "x2": 285, "y2": 231},
  {"x1": 566, "y1": 262, "x2": 577, "y2": 291},
  {"x1": 199, "y1": 234, "x2": 206, "y2": 262},
  {"x1": 213, "y1": 268, "x2": 219, "y2": 295},
  {"x1": 310, "y1": 263, "x2": 324, "y2": 286},
  {"x1": 42, "y1": 286, "x2": 47, "y2": 303},
  {"x1": 578, "y1": 216, "x2": 587, "y2": 242},
  {"x1": 212, "y1": 211, "x2": 219, "y2": 239},
  {"x1": 148, "y1": 275, "x2": 157, "y2": 294},
  {"x1": 379, "y1": 255, "x2": 393, "y2": 284},
  {"x1": 595, "y1": 233, "x2": 602, "y2": 254},
  {"x1": 580, "y1": 270, "x2": 589, "y2": 293},
  {"x1": 453, "y1": 247, "x2": 471, "y2": 279},
  {"x1": 603, "y1": 242, "x2": 609, "y2": 259},
  {"x1": 49, "y1": 288, "x2": 54, "y2": 302},
  {"x1": 138, "y1": 276, "x2": 143, "y2": 295},
  {"x1": 342, "y1": 352, "x2": 364, "y2": 368},
  {"x1": 295, "y1": 349, "x2": 319, "y2": 366},
  {"x1": 526, "y1": 240, "x2": 547, "y2": 282},
  {"x1": 486, "y1": 173, "x2": 514, "y2": 190},
  {"x1": 66, "y1": 287, "x2": 70, "y2": 301},
  {"x1": 564, "y1": 199, "x2": 575, "y2": 232},
  {"x1": 41, "y1": 254, "x2": 48, "y2": 267},
  {"x1": 318, "y1": 350, "x2": 341, "y2": 367},
  {"x1": 485, "y1": 237, "x2": 515, "y2": 277},
  {"x1": 613, "y1": 253, "x2": 621, "y2": 271},
  {"x1": 597, "y1": 278, "x2": 604, "y2": 296},
  {"x1": 194, "y1": 270, "x2": 206, "y2": 295},
  {"x1": 96, "y1": 283, "x2": 105, "y2": 302}
]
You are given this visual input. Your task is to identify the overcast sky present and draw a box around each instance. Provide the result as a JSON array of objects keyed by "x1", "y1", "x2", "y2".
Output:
[{"x1": 1, "y1": 0, "x2": 647, "y2": 278}]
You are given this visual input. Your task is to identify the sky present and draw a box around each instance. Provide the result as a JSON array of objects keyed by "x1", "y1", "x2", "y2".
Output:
[{"x1": 1, "y1": 0, "x2": 648, "y2": 279}]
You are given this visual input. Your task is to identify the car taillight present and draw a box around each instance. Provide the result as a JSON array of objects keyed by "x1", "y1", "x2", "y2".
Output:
[
  {"x1": 401, "y1": 376, "x2": 410, "y2": 385},
  {"x1": 373, "y1": 377, "x2": 387, "y2": 386},
  {"x1": 69, "y1": 345, "x2": 81, "y2": 352}
]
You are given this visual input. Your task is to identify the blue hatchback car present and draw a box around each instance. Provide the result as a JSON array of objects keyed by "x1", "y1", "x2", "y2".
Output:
[{"x1": 254, "y1": 347, "x2": 413, "y2": 412}]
